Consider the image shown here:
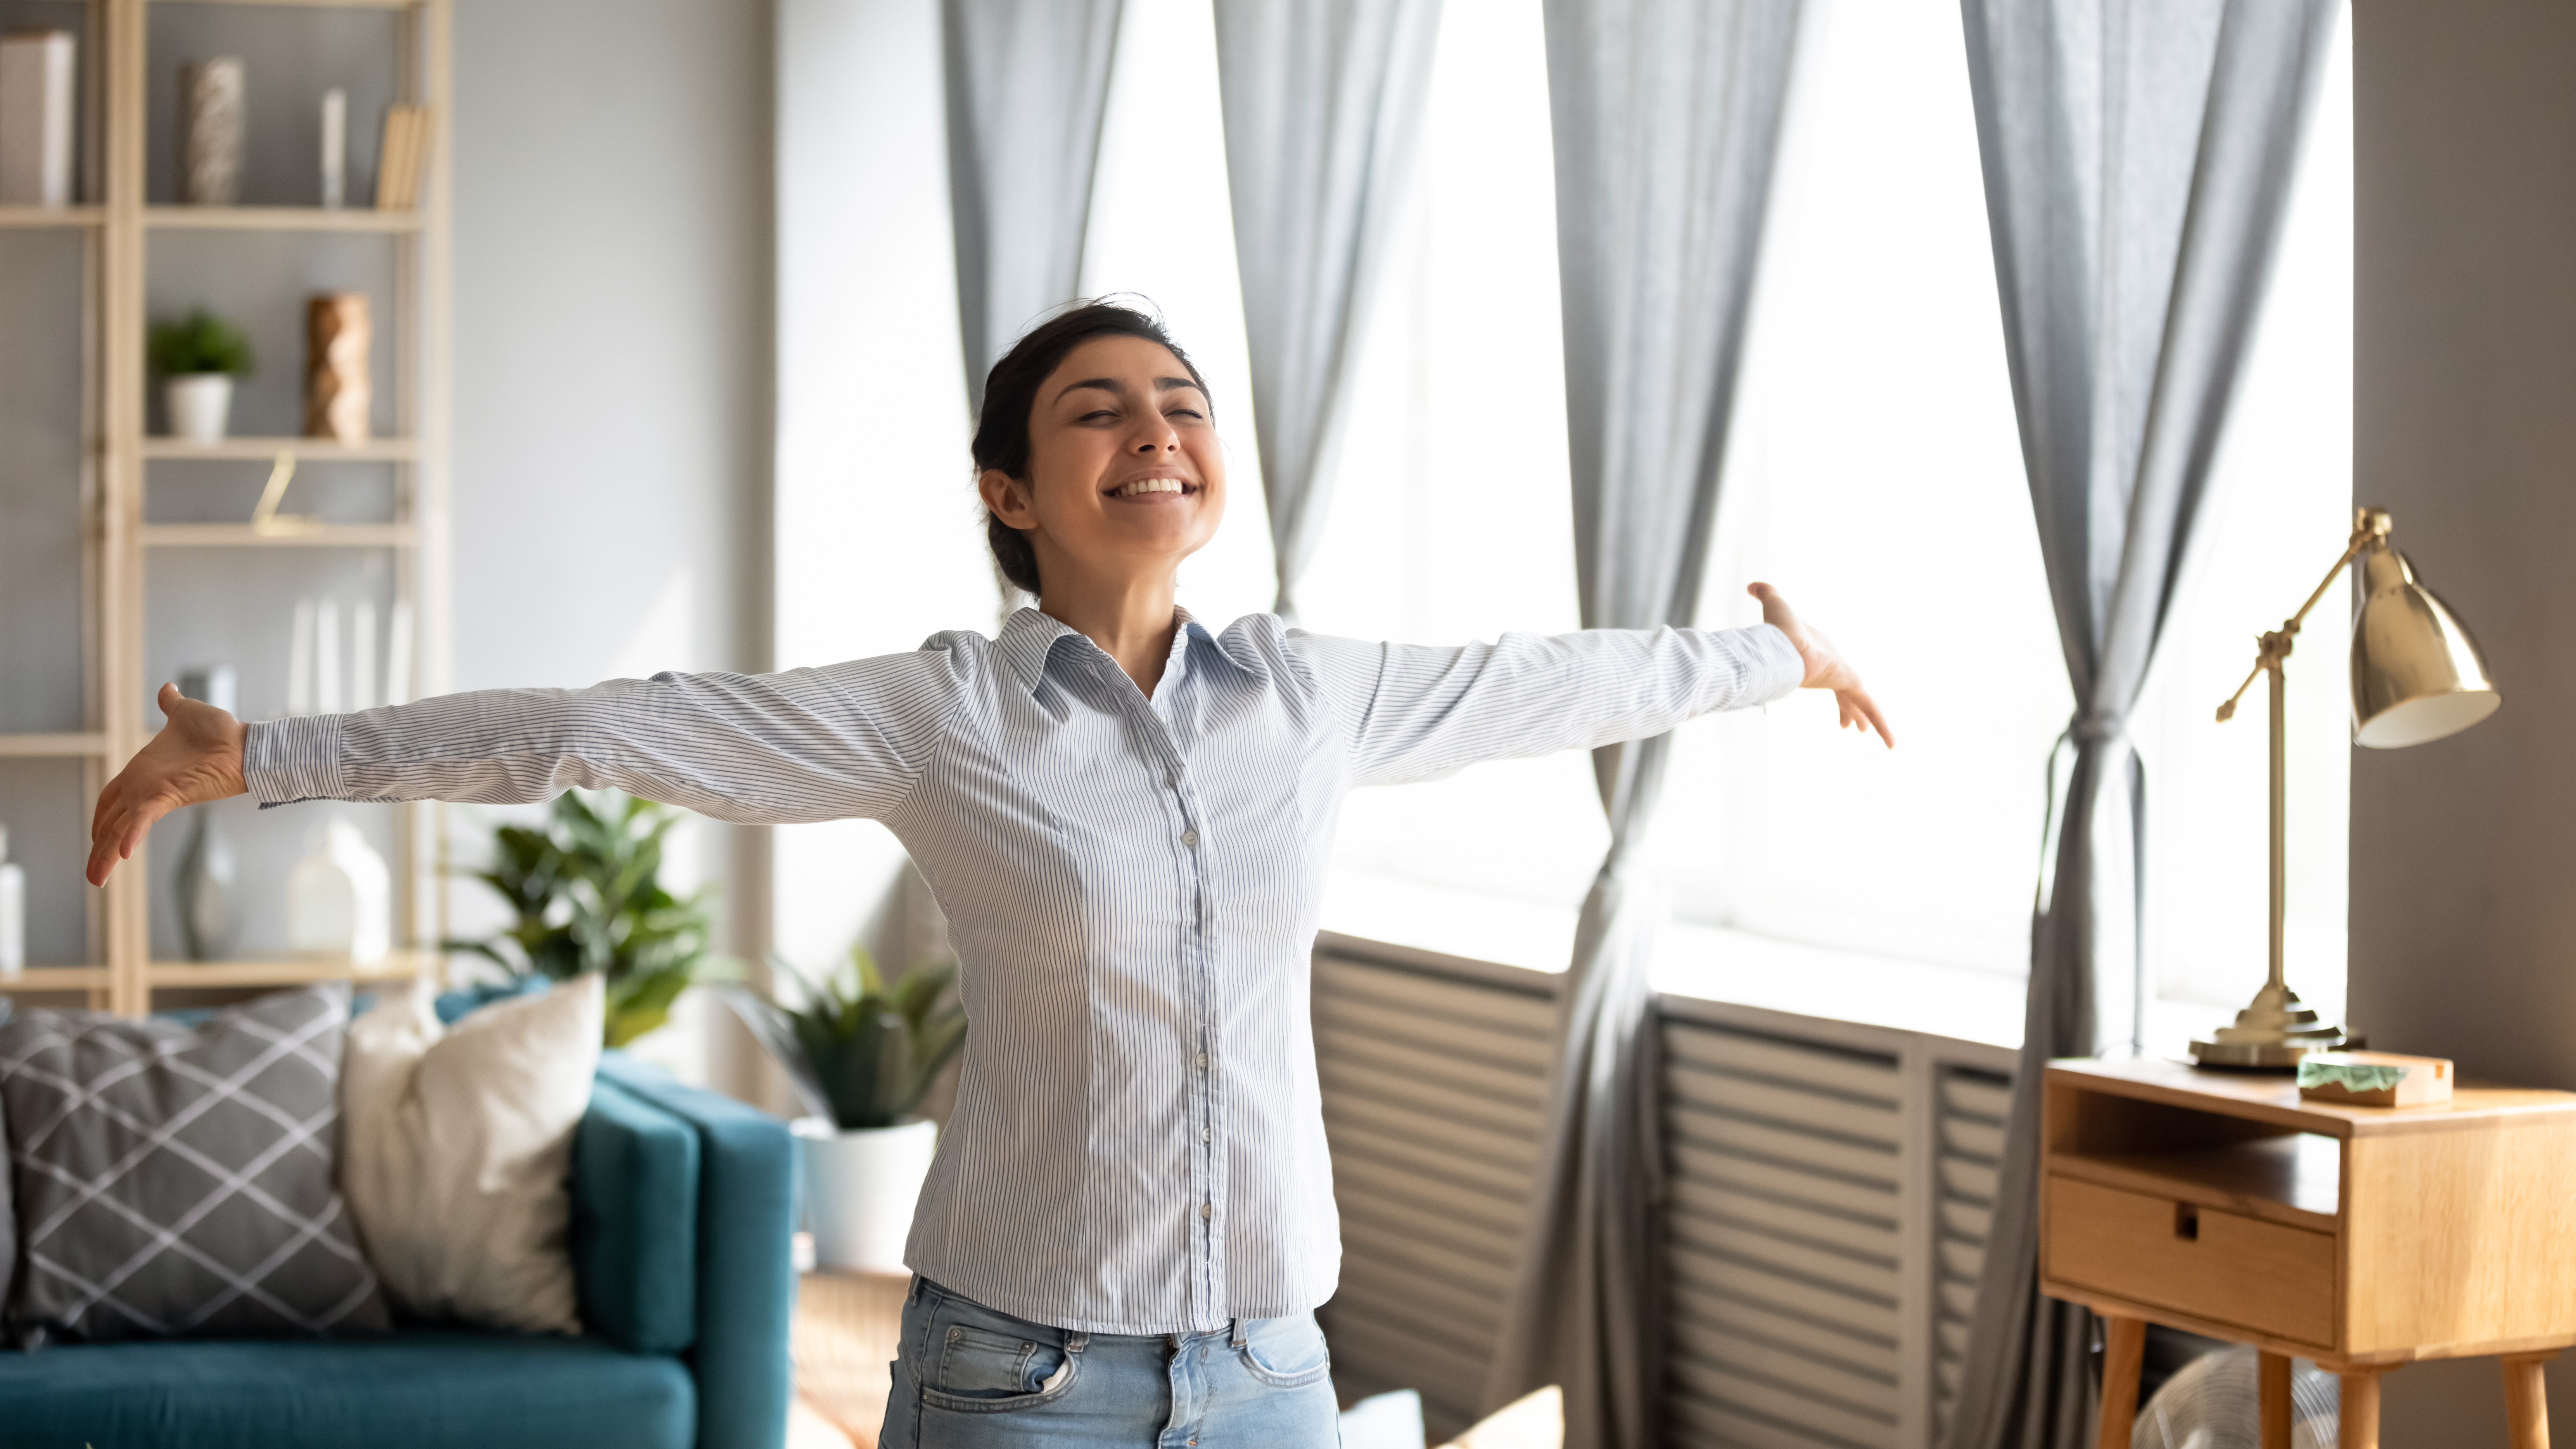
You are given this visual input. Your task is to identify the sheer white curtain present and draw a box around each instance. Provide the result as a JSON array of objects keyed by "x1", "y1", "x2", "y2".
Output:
[{"x1": 1296, "y1": 0, "x2": 2354, "y2": 1054}]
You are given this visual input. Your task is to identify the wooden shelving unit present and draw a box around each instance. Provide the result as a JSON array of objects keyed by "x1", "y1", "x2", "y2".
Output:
[{"x1": 0, "y1": 0, "x2": 451, "y2": 1014}]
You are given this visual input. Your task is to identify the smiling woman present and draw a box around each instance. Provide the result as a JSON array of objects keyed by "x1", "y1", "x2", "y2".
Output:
[
  {"x1": 971, "y1": 304, "x2": 1225, "y2": 691},
  {"x1": 84, "y1": 297, "x2": 1881, "y2": 1449}
]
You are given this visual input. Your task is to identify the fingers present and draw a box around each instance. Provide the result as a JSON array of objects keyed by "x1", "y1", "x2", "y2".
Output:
[
  {"x1": 1845, "y1": 688, "x2": 1896, "y2": 749},
  {"x1": 158, "y1": 680, "x2": 184, "y2": 720},
  {"x1": 87, "y1": 791, "x2": 176, "y2": 886}
]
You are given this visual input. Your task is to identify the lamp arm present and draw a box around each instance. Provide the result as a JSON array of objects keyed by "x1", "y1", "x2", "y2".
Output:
[{"x1": 2214, "y1": 509, "x2": 2391, "y2": 723}]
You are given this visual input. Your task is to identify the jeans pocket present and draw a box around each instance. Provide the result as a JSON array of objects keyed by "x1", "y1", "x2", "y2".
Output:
[
  {"x1": 1236, "y1": 1313, "x2": 1333, "y2": 1389},
  {"x1": 921, "y1": 1322, "x2": 1081, "y2": 1414}
]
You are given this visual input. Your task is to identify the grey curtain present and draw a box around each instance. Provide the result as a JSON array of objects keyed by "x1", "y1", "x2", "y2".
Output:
[
  {"x1": 1945, "y1": 5, "x2": 2339, "y2": 1448},
  {"x1": 1481, "y1": 4, "x2": 1801, "y2": 1448},
  {"x1": 942, "y1": 0, "x2": 1124, "y2": 412},
  {"x1": 1212, "y1": 0, "x2": 1442, "y2": 619}
]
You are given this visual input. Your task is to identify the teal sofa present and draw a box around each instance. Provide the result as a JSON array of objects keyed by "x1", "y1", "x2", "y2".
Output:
[{"x1": 0, "y1": 1052, "x2": 799, "y2": 1449}]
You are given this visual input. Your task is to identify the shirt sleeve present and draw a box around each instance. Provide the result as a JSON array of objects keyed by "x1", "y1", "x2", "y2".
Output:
[
  {"x1": 240, "y1": 646, "x2": 973, "y2": 824},
  {"x1": 1290, "y1": 623, "x2": 1805, "y2": 788}
]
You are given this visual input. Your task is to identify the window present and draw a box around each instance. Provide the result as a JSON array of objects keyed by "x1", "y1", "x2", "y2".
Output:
[
  {"x1": 1301, "y1": 0, "x2": 2356, "y2": 1051},
  {"x1": 775, "y1": 0, "x2": 2355, "y2": 1054}
]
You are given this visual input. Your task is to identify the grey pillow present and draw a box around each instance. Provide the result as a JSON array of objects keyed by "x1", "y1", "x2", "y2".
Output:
[{"x1": 0, "y1": 982, "x2": 389, "y2": 1345}]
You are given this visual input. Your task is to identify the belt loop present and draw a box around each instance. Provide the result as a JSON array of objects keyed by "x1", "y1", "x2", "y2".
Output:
[
  {"x1": 1064, "y1": 1330, "x2": 1089, "y2": 1356},
  {"x1": 1229, "y1": 1317, "x2": 1248, "y2": 1349},
  {"x1": 906, "y1": 1275, "x2": 924, "y2": 1307}
]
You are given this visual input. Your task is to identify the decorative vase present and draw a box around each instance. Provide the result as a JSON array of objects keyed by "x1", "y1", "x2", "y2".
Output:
[
  {"x1": 166, "y1": 373, "x2": 233, "y2": 443},
  {"x1": 180, "y1": 57, "x2": 244, "y2": 205},
  {"x1": 286, "y1": 817, "x2": 391, "y2": 963},
  {"x1": 174, "y1": 809, "x2": 237, "y2": 961},
  {"x1": 304, "y1": 292, "x2": 371, "y2": 441},
  {"x1": 793, "y1": 1117, "x2": 937, "y2": 1273}
]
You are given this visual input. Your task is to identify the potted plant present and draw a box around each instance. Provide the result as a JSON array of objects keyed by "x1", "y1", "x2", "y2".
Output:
[
  {"x1": 715, "y1": 946, "x2": 966, "y2": 1273},
  {"x1": 148, "y1": 308, "x2": 254, "y2": 443},
  {"x1": 445, "y1": 789, "x2": 717, "y2": 1047}
]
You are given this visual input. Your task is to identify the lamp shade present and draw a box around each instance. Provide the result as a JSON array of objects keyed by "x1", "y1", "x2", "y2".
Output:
[{"x1": 2351, "y1": 542, "x2": 2499, "y2": 749}]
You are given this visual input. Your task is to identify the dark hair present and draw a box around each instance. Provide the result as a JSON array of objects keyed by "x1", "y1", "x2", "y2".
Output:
[{"x1": 973, "y1": 299, "x2": 1211, "y2": 596}]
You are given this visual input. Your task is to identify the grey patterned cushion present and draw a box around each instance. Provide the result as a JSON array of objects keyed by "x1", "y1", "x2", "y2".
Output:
[{"x1": 0, "y1": 982, "x2": 389, "y2": 1345}]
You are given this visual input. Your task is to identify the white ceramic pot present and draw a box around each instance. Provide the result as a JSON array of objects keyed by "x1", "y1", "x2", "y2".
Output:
[
  {"x1": 794, "y1": 1117, "x2": 937, "y2": 1273},
  {"x1": 166, "y1": 373, "x2": 233, "y2": 443}
]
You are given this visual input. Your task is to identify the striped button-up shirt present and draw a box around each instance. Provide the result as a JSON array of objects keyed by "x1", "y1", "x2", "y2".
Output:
[{"x1": 247, "y1": 607, "x2": 1801, "y2": 1333}]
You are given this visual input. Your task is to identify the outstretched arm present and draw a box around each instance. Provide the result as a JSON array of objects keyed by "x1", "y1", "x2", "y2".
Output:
[
  {"x1": 88, "y1": 650, "x2": 971, "y2": 886},
  {"x1": 1293, "y1": 583, "x2": 1890, "y2": 788}
]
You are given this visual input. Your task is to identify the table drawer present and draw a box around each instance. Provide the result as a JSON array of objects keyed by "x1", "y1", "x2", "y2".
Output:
[{"x1": 2046, "y1": 1175, "x2": 2338, "y2": 1348}]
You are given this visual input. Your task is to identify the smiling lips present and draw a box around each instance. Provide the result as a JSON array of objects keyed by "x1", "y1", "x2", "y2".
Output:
[{"x1": 1107, "y1": 477, "x2": 1196, "y2": 499}]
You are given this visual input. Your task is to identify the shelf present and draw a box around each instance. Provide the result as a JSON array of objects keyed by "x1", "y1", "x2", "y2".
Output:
[
  {"x1": 0, "y1": 206, "x2": 104, "y2": 230},
  {"x1": 2, "y1": 967, "x2": 114, "y2": 991},
  {"x1": 149, "y1": 951, "x2": 442, "y2": 988},
  {"x1": 142, "y1": 436, "x2": 418, "y2": 462},
  {"x1": 0, "y1": 733, "x2": 109, "y2": 758},
  {"x1": 143, "y1": 205, "x2": 422, "y2": 233},
  {"x1": 2051, "y1": 1137, "x2": 2342, "y2": 1231},
  {"x1": 154, "y1": 0, "x2": 422, "y2": 9},
  {"x1": 140, "y1": 523, "x2": 417, "y2": 548}
]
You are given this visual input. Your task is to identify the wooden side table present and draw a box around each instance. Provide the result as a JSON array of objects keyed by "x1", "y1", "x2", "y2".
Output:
[
  {"x1": 793, "y1": 1267, "x2": 911, "y2": 1447},
  {"x1": 2040, "y1": 1058, "x2": 2576, "y2": 1449}
]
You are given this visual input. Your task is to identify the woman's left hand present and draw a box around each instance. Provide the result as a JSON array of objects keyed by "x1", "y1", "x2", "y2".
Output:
[{"x1": 1748, "y1": 582, "x2": 1893, "y2": 748}]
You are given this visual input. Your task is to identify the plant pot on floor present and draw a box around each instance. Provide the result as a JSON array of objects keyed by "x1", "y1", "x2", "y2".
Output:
[
  {"x1": 166, "y1": 373, "x2": 233, "y2": 443},
  {"x1": 794, "y1": 1117, "x2": 937, "y2": 1273}
]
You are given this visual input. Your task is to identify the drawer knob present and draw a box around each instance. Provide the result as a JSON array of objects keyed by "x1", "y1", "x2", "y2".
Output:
[{"x1": 2175, "y1": 1203, "x2": 2200, "y2": 1241}]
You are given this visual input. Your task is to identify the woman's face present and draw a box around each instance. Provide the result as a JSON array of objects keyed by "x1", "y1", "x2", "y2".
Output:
[{"x1": 980, "y1": 334, "x2": 1226, "y2": 593}]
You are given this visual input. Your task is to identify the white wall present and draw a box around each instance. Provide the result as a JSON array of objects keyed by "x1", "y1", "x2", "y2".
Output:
[
  {"x1": 2348, "y1": 0, "x2": 2576, "y2": 1437},
  {"x1": 450, "y1": 0, "x2": 774, "y2": 1091}
]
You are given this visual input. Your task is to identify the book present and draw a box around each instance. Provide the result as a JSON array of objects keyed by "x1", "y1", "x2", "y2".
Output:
[
  {"x1": 374, "y1": 103, "x2": 433, "y2": 211},
  {"x1": 0, "y1": 29, "x2": 76, "y2": 207}
]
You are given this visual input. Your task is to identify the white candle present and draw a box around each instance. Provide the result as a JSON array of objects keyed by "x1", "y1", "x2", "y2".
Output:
[
  {"x1": 315, "y1": 601, "x2": 342, "y2": 714},
  {"x1": 321, "y1": 88, "x2": 346, "y2": 208},
  {"x1": 385, "y1": 599, "x2": 414, "y2": 706},
  {"x1": 351, "y1": 598, "x2": 377, "y2": 711},
  {"x1": 287, "y1": 599, "x2": 315, "y2": 715}
]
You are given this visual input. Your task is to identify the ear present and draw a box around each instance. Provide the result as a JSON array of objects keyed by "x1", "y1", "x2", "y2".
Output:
[{"x1": 978, "y1": 467, "x2": 1039, "y2": 530}]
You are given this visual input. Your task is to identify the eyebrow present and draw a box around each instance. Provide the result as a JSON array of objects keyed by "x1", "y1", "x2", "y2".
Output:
[{"x1": 1053, "y1": 376, "x2": 1207, "y2": 405}]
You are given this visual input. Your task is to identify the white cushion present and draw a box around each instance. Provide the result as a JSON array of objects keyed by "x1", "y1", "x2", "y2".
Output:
[{"x1": 340, "y1": 973, "x2": 602, "y2": 1332}]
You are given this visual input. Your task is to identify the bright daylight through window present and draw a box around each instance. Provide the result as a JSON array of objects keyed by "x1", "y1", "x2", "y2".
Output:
[{"x1": 1068, "y1": 0, "x2": 2353, "y2": 1051}]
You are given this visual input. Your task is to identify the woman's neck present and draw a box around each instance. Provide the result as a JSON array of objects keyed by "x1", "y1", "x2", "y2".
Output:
[{"x1": 1036, "y1": 568, "x2": 1183, "y2": 695}]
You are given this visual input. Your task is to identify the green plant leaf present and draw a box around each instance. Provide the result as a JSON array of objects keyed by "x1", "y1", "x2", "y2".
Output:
[{"x1": 147, "y1": 308, "x2": 254, "y2": 376}]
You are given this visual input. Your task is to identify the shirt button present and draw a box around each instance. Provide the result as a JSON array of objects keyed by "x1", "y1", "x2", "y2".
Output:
[
  {"x1": 1166, "y1": 770, "x2": 1179, "y2": 788},
  {"x1": 1201, "y1": 1203, "x2": 1212, "y2": 1220},
  {"x1": 1202, "y1": 1127, "x2": 1210, "y2": 1142},
  {"x1": 1195, "y1": 1051, "x2": 1208, "y2": 1068},
  {"x1": 1181, "y1": 828, "x2": 1199, "y2": 847}
]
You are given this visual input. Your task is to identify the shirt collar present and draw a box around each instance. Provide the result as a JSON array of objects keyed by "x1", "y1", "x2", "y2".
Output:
[{"x1": 992, "y1": 606, "x2": 1210, "y2": 697}]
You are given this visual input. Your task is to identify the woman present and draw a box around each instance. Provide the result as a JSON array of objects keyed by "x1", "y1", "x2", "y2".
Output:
[{"x1": 89, "y1": 301, "x2": 1889, "y2": 1449}]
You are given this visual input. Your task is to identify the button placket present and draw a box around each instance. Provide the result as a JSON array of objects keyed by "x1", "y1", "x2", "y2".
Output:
[{"x1": 1123, "y1": 652, "x2": 1228, "y2": 1326}]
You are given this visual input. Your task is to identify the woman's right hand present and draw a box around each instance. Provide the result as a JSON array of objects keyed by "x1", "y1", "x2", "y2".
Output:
[{"x1": 87, "y1": 682, "x2": 250, "y2": 886}]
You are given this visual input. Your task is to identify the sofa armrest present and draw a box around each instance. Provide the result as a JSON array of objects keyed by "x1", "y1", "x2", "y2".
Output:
[
  {"x1": 595, "y1": 1052, "x2": 799, "y2": 1449},
  {"x1": 573, "y1": 1073, "x2": 702, "y2": 1354}
]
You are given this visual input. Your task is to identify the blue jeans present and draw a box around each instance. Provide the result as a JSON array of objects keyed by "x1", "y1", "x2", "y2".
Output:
[{"x1": 878, "y1": 1277, "x2": 1341, "y2": 1448}]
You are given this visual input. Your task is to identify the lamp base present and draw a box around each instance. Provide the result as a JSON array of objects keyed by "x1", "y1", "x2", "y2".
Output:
[{"x1": 2189, "y1": 980, "x2": 2360, "y2": 1070}]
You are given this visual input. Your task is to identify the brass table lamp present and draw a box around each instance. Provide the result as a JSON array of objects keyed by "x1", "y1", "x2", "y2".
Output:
[{"x1": 2190, "y1": 507, "x2": 2500, "y2": 1069}]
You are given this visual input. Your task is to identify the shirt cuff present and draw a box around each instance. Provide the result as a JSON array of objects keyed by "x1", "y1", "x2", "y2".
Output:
[
  {"x1": 1746, "y1": 623, "x2": 1805, "y2": 704},
  {"x1": 244, "y1": 716, "x2": 346, "y2": 807}
]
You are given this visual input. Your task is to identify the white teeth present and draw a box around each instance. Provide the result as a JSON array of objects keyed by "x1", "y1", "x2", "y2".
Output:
[{"x1": 1114, "y1": 477, "x2": 1186, "y2": 497}]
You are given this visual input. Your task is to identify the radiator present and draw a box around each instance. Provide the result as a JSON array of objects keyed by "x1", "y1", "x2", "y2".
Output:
[{"x1": 1311, "y1": 932, "x2": 2017, "y2": 1449}]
